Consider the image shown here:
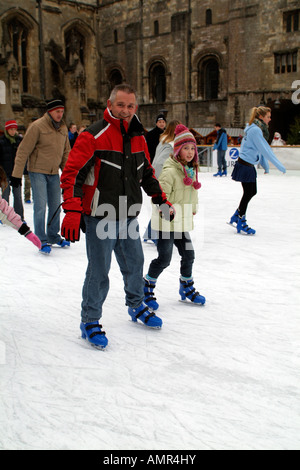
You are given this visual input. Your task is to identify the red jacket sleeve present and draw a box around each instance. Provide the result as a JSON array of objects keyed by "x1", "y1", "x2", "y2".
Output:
[{"x1": 61, "y1": 131, "x2": 97, "y2": 212}]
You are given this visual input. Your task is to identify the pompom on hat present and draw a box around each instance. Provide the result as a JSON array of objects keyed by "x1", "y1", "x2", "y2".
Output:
[
  {"x1": 46, "y1": 99, "x2": 64, "y2": 112},
  {"x1": 5, "y1": 120, "x2": 18, "y2": 130},
  {"x1": 173, "y1": 124, "x2": 201, "y2": 190}
]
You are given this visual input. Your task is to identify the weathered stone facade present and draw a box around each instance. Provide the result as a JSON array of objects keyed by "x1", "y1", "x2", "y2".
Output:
[{"x1": 0, "y1": 0, "x2": 299, "y2": 139}]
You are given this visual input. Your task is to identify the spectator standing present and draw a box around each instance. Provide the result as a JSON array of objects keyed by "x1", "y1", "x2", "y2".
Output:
[
  {"x1": 0, "y1": 120, "x2": 24, "y2": 220},
  {"x1": 213, "y1": 123, "x2": 228, "y2": 177},
  {"x1": 146, "y1": 114, "x2": 166, "y2": 162},
  {"x1": 68, "y1": 123, "x2": 78, "y2": 148}
]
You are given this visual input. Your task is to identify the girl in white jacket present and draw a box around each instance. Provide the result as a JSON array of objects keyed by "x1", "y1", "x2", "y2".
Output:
[
  {"x1": 0, "y1": 166, "x2": 41, "y2": 249},
  {"x1": 144, "y1": 125, "x2": 206, "y2": 310}
]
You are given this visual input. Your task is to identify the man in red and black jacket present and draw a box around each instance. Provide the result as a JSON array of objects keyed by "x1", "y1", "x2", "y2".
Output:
[{"x1": 60, "y1": 84, "x2": 174, "y2": 349}]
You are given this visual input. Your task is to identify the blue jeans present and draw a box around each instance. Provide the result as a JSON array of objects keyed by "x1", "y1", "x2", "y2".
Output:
[
  {"x1": 81, "y1": 215, "x2": 145, "y2": 323},
  {"x1": 29, "y1": 172, "x2": 62, "y2": 244},
  {"x1": 217, "y1": 150, "x2": 227, "y2": 172},
  {"x1": 147, "y1": 231, "x2": 195, "y2": 279}
]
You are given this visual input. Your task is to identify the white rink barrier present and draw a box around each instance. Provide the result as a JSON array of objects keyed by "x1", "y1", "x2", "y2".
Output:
[{"x1": 212, "y1": 146, "x2": 300, "y2": 171}]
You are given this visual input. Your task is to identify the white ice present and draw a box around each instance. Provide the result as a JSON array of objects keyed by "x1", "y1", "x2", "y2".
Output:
[{"x1": 0, "y1": 169, "x2": 299, "y2": 450}]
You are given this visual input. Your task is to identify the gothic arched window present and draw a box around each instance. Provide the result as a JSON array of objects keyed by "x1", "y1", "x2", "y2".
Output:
[
  {"x1": 198, "y1": 57, "x2": 219, "y2": 100},
  {"x1": 8, "y1": 19, "x2": 29, "y2": 92},
  {"x1": 65, "y1": 28, "x2": 85, "y2": 65},
  {"x1": 108, "y1": 69, "x2": 123, "y2": 91},
  {"x1": 149, "y1": 62, "x2": 166, "y2": 103}
]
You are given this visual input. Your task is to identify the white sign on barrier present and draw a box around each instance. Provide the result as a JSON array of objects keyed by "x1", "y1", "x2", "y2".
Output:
[
  {"x1": 213, "y1": 146, "x2": 300, "y2": 170},
  {"x1": 212, "y1": 147, "x2": 240, "y2": 168}
]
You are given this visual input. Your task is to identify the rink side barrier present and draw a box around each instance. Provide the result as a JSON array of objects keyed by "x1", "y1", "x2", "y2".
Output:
[{"x1": 197, "y1": 145, "x2": 300, "y2": 171}]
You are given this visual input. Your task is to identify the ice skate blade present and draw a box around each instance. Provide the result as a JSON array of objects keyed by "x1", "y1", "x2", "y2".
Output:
[
  {"x1": 178, "y1": 299, "x2": 205, "y2": 306},
  {"x1": 129, "y1": 318, "x2": 162, "y2": 329},
  {"x1": 237, "y1": 230, "x2": 256, "y2": 236},
  {"x1": 80, "y1": 335, "x2": 107, "y2": 350},
  {"x1": 227, "y1": 222, "x2": 237, "y2": 228},
  {"x1": 227, "y1": 222, "x2": 255, "y2": 235}
]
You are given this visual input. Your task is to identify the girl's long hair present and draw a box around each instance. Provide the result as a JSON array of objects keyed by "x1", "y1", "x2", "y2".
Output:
[
  {"x1": 0, "y1": 166, "x2": 8, "y2": 192},
  {"x1": 160, "y1": 120, "x2": 181, "y2": 144},
  {"x1": 249, "y1": 106, "x2": 271, "y2": 125}
]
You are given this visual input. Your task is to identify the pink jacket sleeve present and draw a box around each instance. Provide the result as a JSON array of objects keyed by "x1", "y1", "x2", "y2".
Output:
[{"x1": 0, "y1": 195, "x2": 23, "y2": 230}]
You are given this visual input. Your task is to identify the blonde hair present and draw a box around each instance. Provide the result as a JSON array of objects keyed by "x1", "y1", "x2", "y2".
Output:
[
  {"x1": 160, "y1": 120, "x2": 181, "y2": 144},
  {"x1": 249, "y1": 106, "x2": 271, "y2": 125},
  {"x1": 0, "y1": 166, "x2": 8, "y2": 193}
]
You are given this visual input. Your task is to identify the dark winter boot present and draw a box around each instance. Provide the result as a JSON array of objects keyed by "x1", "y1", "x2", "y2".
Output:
[
  {"x1": 128, "y1": 302, "x2": 162, "y2": 328},
  {"x1": 236, "y1": 215, "x2": 256, "y2": 235},
  {"x1": 144, "y1": 277, "x2": 159, "y2": 311},
  {"x1": 179, "y1": 278, "x2": 206, "y2": 305}
]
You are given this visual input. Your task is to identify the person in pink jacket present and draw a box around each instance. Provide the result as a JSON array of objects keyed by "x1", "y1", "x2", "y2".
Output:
[{"x1": 0, "y1": 166, "x2": 41, "y2": 249}]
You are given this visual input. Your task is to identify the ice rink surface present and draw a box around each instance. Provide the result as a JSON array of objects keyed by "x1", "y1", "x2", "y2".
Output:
[{"x1": 0, "y1": 170, "x2": 299, "y2": 450}]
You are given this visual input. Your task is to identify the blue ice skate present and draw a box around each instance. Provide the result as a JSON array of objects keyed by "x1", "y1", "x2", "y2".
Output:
[
  {"x1": 40, "y1": 243, "x2": 52, "y2": 255},
  {"x1": 179, "y1": 278, "x2": 206, "y2": 305},
  {"x1": 54, "y1": 239, "x2": 70, "y2": 248},
  {"x1": 128, "y1": 302, "x2": 162, "y2": 328},
  {"x1": 143, "y1": 277, "x2": 159, "y2": 311},
  {"x1": 80, "y1": 321, "x2": 108, "y2": 349},
  {"x1": 236, "y1": 215, "x2": 256, "y2": 235},
  {"x1": 213, "y1": 171, "x2": 222, "y2": 177},
  {"x1": 229, "y1": 209, "x2": 239, "y2": 226}
]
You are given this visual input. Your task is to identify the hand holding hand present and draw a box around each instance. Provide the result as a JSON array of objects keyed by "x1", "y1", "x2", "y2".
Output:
[{"x1": 159, "y1": 201, "x2": 176, "y2": 222}]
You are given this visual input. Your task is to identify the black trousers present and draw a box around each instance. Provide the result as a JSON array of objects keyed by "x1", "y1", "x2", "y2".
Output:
[
  {"x1": 238, "y1": 182, "x2": 257, "y2": 216},
  {"x1": 148, "y1": 231, "x2": 195, "y2": 279}
]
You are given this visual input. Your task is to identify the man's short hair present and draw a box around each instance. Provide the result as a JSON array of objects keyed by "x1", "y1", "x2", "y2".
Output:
[{"x1": 109, "y1": 84, "x2": 138, "y2": 104}]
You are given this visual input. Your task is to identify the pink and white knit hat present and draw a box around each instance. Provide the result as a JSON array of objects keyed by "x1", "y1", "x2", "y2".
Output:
[{"x1": 173, "y1": 124, "x2": 201, "y2": 189}]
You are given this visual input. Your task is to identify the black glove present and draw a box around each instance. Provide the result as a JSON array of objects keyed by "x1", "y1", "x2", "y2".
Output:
[
  {"x1": 10, "y1": 176, "x2": 22, "y2": 188},
  {"x1": 159, "y1": 201, "x2": 176, "y2": 222}
]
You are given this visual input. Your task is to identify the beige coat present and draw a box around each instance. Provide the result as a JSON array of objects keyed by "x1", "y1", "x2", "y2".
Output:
[
  {"x1": 12, "y1": 113, "x2": 70, "y2": 178},
  {"x1": 151, "y1": 156, "x2": 199, "y2": 233}
]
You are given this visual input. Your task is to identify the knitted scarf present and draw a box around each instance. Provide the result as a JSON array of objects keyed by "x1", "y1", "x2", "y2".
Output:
[
  {"x1": 47, "y1": 112, "x2": 62, "y2": 130},
  {"x1": 253, "y1": 118, "x2": 269, "y2": 142},
  {"x1": 4, "y1": 130, "x2": 17, "y2": 144}
]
